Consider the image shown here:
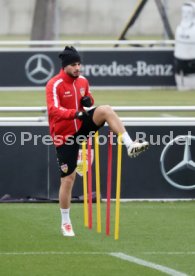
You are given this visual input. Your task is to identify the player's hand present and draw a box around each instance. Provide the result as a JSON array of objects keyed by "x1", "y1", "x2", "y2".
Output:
[
  {"x1": 80, "y1": 96, "x2": 93, "y2": 107},
  {"x1": 75, "y1": 111, "x2": 89, "y2": 120}
]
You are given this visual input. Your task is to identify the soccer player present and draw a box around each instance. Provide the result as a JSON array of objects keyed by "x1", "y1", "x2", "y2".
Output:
[{"x1": 46, "y1": 46, "x2": 149, "y2": 237}]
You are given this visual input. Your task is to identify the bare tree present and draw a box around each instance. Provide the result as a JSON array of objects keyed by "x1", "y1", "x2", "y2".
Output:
[{"x1": 31, "y1": 0, "x2": 59, "y2": 41}]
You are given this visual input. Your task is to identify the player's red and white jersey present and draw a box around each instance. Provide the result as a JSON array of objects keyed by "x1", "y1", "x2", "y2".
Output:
[{"x1": 46, "y1": 69, "x2": 94, "y2": 146}]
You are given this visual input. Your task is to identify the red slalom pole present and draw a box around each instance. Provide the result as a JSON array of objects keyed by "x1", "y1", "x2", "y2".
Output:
[
  {"x1": 106, "y1": 131, "x2": 113, "y2": 235},
  {"x1": 87, "y1": 137, "x2": 93, "y2": 229}
]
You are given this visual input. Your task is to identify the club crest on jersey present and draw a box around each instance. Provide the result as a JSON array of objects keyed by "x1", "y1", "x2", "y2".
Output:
[
  {"x1": 61, "y1": 164, "x2": 68, "y2": 173},
  {"x1": 80, "y1": 88, "x2": 85, "y2": 97}
]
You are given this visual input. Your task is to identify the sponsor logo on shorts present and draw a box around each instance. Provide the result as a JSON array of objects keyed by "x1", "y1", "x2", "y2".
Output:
[{"x1": 61, "y1": 164, "x2": 68, "y2": 173}]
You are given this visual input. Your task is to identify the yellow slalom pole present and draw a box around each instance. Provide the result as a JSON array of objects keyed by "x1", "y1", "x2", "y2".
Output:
[
  {"x1": 82, "y1": 141, "x2": 88, "y2": 227},
  {"x1": 114, "y1": 133, "x2": 122, "y2": 240},
  {"x1": 94, "y1": 131, "x2": 101, "y2": 233}
]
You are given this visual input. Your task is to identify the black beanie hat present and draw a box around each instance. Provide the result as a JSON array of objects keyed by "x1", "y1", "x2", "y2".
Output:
[{"x1": 59, "y1": 46, "x2": 81, "y2": 68}]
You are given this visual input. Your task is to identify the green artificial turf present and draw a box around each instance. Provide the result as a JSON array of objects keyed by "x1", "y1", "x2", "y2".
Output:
[{"x1": 0, "y1": 202, "x2": 194, "y2": 275}]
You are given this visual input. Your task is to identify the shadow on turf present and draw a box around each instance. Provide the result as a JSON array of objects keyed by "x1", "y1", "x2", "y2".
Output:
[{"x1": 0, "y1": 191, "x2": 99, "y2": 203}]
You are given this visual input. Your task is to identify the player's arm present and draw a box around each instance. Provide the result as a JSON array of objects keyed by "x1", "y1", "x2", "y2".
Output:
[{"x1": 46, "y1": 81, "x2": 77, "y2": 120}]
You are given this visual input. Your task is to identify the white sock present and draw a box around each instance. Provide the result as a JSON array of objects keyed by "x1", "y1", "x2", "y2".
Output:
[
  {"x1": 60, "y1": 208, "x2": 71, "y2": 225},
  {"x1": 122, "y1": 131, "x2": 133, "y2": 148}
]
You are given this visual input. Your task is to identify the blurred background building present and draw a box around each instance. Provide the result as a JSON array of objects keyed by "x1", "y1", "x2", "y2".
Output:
[{"x1": 0, "y1": 0, "x2": 189, "y2": 39}]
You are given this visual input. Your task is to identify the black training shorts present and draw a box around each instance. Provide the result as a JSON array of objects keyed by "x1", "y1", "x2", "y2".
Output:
[{"x1": 56, "y1": 107, "x2": 105, "y2": 177}]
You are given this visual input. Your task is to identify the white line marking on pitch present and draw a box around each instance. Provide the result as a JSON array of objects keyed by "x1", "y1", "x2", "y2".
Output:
[
  {"x1": 144, "y1": 252, "x2": 195, "y2": 255},
  {"x1": 109, "y1": 252, "x2": 188, "y2": 276},
  {"x1": 0, "y1": 251, "x2": 189, "y2": 276},
  {"x1": 0, "y1": 252, "x2": 106, "y2": 255}
]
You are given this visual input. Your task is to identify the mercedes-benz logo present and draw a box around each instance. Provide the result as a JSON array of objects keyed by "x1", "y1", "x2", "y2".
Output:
[
  {"x1": 160, "y1": 135, "x2": 195, "y2": 190},
  {"x1": 25, "y1": 54, "x2": 54, "y2": 84}
]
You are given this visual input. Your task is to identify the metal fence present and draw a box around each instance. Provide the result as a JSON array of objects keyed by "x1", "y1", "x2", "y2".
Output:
[
  {"x1": 0, "y1": 106, "x2": 194, "y2": 125},
  {"x1": 0, "y1": 40, "x2": 175, "y2": 48}
]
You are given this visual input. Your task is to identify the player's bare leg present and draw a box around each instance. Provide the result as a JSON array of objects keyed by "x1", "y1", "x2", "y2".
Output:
[
  {"x1": 59, "y1": 171, "x2": 76, "y2": 236},
  {"x1": 93, "y1": 105, "x2": 149, "y2": 157},
  {"x1": 93, "y1": 105, "x2": 125, "y2": 133}
]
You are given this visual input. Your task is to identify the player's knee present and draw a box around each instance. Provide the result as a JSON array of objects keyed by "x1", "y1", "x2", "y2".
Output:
[
  {"x1": 97, "y1": 105, "x2": 113, "y2": 117},
  {"x1": 61, "y1": 172, "x2": 75, "y2": 187}
]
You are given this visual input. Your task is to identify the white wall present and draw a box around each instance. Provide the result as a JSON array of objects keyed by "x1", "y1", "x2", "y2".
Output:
[
  {"x1": 0, "y1": 0, "x2": 35, "y2": 35},
  {"x1": 0, "y1": 0, "x2": 190, "y2": 37}
]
